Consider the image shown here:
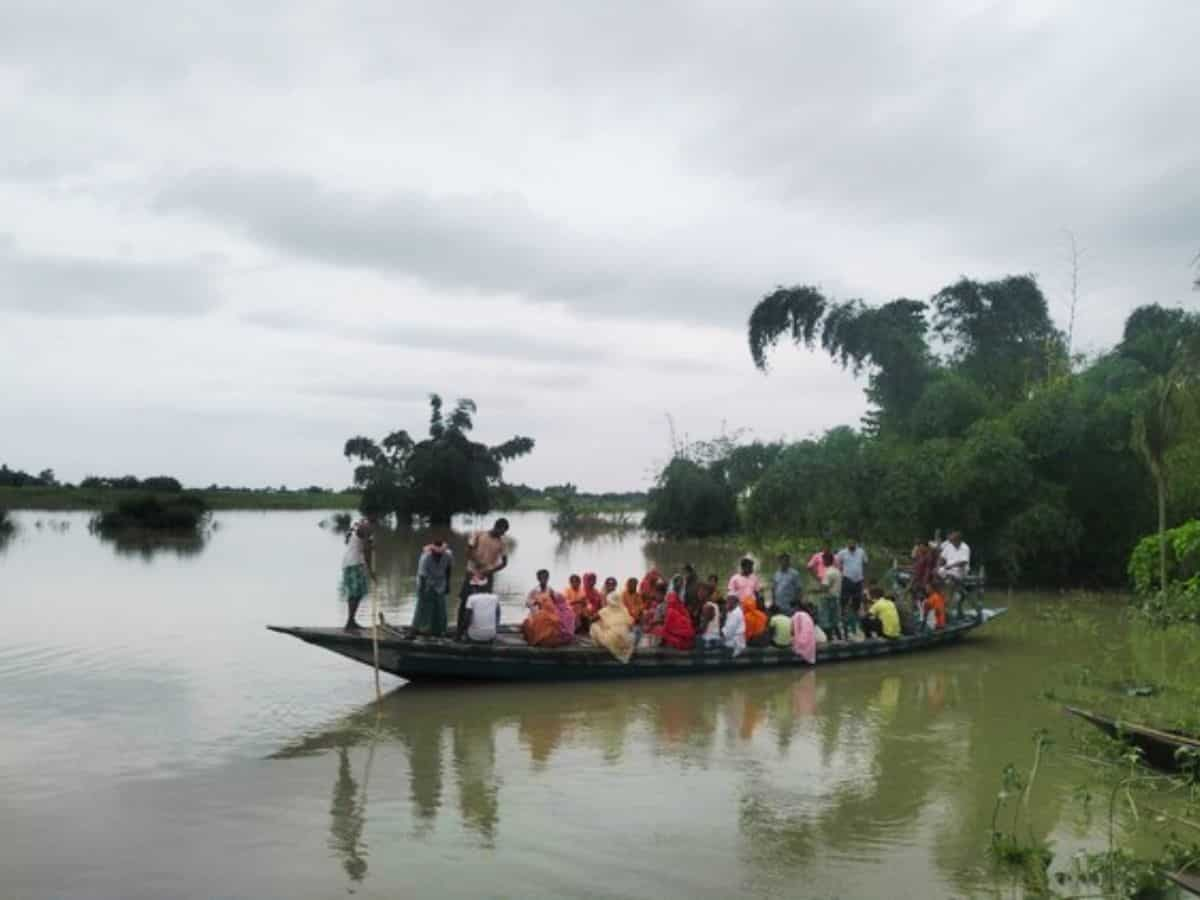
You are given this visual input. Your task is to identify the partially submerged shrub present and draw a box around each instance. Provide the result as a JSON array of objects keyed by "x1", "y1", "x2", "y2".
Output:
[{"x1": 92, "y1": 493, "x2": 209, "y2": 532}]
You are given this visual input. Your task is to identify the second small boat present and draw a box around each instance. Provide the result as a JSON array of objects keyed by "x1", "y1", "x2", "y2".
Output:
[{"x1": 1064, "y1": 706, "x2": 1200, "y2": 773}]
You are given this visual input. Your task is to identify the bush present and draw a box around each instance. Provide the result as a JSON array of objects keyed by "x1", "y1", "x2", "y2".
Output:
[
  {"x1": 1128, "y1": 519, "x2": 1200, "y2": 594},
  {"x1": 93, "y1": 494, "x2": 209, "y2": 532},
  {"x1": 643, "y1": 458, "x2": 737, "y2": 538}
]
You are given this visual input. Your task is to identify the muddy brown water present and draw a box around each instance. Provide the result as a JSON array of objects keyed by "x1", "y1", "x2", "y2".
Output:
[{"x1": 0, "y1": 510, "x2": 1165, "y2": 898}]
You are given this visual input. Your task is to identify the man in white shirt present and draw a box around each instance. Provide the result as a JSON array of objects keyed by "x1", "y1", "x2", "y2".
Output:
[
  {"x1": 938, "y1": 532, "x2": 971, "y2": 616},
  {"x1": 938, "y1": 532, "x2": 971, "y2": 580},
  {"x1": 458, "y1": 589, "x2": 501, "y2": 643}
]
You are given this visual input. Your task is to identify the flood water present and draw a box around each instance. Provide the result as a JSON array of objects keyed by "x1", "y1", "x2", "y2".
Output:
[{"x1": 0, "y1": 510, "x2": 1159, "y2": 898}]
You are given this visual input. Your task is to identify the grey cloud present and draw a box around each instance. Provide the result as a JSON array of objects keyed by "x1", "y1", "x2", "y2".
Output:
[
  {"x1": 158, "y1": 169, "x2": 751, "y2": 322},
  {"x1": 243, "y1": 307, "x2": 609, "y2": 365},
  {"x1": 0, "y1": 241, "x2": 216, "y2": 318}
]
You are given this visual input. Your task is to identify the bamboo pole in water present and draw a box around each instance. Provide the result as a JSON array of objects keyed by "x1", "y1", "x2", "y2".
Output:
[{"x1": 369, "y1": 583, "x2": 382, "y2": 701}]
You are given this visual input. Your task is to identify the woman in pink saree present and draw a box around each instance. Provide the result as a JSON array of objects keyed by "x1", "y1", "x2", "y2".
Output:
[{"x1": 791, "y1": 601, "x2": 817, "y2": 665}]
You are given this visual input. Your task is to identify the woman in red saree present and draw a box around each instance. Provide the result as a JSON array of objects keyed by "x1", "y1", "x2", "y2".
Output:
[
  {"x1": 657, "y1": 590, "x2": 696, "y2": 650},
  {"x1": 638, "y1": 568, "x2": 663, "y2": 597}
]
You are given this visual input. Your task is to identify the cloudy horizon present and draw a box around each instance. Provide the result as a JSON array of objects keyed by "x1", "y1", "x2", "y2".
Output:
[{"x1": 2, "y1": 1, "x2": 1197, "y2": 492}]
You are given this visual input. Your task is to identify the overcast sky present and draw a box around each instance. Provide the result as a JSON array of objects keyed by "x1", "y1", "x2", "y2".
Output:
[{"x1": 2, "y1": 1, "x2": 1197, "y2": 492}]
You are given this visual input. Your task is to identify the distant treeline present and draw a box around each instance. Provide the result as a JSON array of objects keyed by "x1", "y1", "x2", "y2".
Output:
[
  {"x1": 498, "y1": 482, "x2": 647, "y2": 510},
  {"x1": 0, "y1": 464, "x2": 348, "y2": 495}
]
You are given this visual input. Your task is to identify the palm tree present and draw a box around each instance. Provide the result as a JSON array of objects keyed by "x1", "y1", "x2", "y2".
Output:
[{"x1": 1131, "y1": 333, "x2": 1200, "y2": 590}]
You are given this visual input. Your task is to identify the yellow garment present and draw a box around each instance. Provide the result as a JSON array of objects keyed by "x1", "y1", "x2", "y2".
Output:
[
  {"x1": 590, "y1": 593, "x2": 635, "y2": 663},
  {"x1": 870, "y1": 598, "x2": 901, "y2": 638}
]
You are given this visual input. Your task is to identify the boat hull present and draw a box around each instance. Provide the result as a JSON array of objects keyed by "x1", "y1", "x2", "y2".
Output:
[
  {"x1": 269, "y1": 609, "x2": 1005, "y2": 683},
  {"x1": 1064, "y1": 705, "x2": 1200, "y2": 773}
]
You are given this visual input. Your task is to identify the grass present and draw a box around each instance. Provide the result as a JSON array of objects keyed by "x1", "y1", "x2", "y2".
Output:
[{"x1": 0, "y1": 486, "x2": 361, "y2": 512}]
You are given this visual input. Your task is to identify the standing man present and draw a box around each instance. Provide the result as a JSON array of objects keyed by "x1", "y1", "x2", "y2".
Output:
[
  {"x1": 772, "y1": 553, "x2": 803, "y2": 615},
  {"x1": 937, "y1": 531, "x2": 971, "y2": 616},
  {"x1": 414, "y1": 540, "x2": 453, "y2": 637},
  {"x1": 458, "y1": 517, "x2": 510, "y2": 627},
  {"x1": 340, "y1": 518, "x2": 376, "y2": 632},
  {"x1": 835, "y1": 539, "x2": 868, "y2": 637},
  {"x1": 728, "y1": 557, "x2": 761, "y2": 602}
]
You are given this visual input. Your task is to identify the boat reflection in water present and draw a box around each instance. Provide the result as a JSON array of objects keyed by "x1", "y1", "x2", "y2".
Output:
[{"x1": 267, "y1": 661, "x2": 1035, "y2": 896}]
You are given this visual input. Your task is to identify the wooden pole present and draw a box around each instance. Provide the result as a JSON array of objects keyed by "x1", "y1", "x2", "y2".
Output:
[{"x1": 369, "y1": 583, "x2": 382, "y2": 701}]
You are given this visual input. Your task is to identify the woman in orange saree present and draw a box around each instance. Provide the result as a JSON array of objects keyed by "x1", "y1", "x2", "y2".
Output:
[{"x1": 742, "y1": 595, "x2": 768, "y2": 647}]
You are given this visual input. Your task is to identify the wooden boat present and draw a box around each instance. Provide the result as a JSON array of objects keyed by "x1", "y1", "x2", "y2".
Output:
[
  {"x1": 268, "y1": 607, "x2": 1007, "y2": 683},
  {"x1": 1064, "y1": 706, "x2": 1200, "y2": 773},
  {"x1": 1167, "y1": 870, "x2": 1200, "y2": 897}
]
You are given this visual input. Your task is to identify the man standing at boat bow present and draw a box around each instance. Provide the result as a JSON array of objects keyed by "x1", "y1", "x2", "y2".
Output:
[{"x1": 457, "y1": 518, "x2": 510, "y2": 627}]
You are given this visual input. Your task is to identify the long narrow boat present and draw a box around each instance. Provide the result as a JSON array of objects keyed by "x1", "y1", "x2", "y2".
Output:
[
  {"x1": 268, "y1": 608, "x2": 1006, "y2": 683},
  {"x1": 1167, "y1": 870, "x2": 1200, "y2": 897},
  {"x1": 1064, "y1": 706, "x2": 1200, "y2": 773}
]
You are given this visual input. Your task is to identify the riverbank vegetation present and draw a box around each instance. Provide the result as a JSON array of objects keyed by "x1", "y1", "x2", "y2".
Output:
[
  {"x1": 498, "y1": 483, "x2": 646, "y2": 513},
  {"x1": 345, "y1": 394, "x2": 533, "y2": 526},
  {"x1": 645, "y1": 275, "x2": 1200, "y2": 588},
  {"x1": 545, "y1": 484, "x2": 640, "y2": 536},
  {"x1": 0, "y1": 463, "x2": 361, "y2": 511}
]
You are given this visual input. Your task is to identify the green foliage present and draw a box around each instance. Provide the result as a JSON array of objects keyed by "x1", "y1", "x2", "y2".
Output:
[
  {"x1": 931, "y1": 275, "x2": 1066, "y2": 402},
  {"x1": 643, "y1": 457, "x2": 737, "y2": 538},
  {"x1": 740, "y1": 279, "x2": 1200, "y2": 586},
  {"x1": 344, "y1": 394, "x2": 534, "y2": 526},
  {"x1": 749, "y1": 288, "x2": 931, "y2": 430},
  {"x1": 92, "y1": 494, "x2": 209, "y2": 532},
  {"x1": 0, "y1": 464, "x2": 58, "y2": 487},
  {"x1": 81, "y1": 474, "x2": 183, "y2": 491},
  {"x1": 910, "y1": 373, "x2": 991, "y2": 440},
  {"x1": 988, "y1": 731, "x2": 1054, "y2": 894},
  {"x1": 1129, "y1": 520, "x2": 1200, "y2": 594}
]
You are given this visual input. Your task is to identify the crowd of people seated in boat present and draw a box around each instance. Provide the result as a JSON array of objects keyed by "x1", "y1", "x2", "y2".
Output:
[{"x1": 448, "y1": 532, "x2": 974, "y2": 665}]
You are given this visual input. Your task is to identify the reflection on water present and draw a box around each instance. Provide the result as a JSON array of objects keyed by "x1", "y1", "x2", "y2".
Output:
[
  {"x1": 91, "y1": 527, "x2": 211, "y2": 559},
  {"x1": 270, "y1": 660, "x2": 1050, "y2": 896},
  {"x1": 0, "y1": 509, "x2": 1166, "y2": 899},
  {"x1": 329, "y1": 745, "x2": 371, "y2": 883}
]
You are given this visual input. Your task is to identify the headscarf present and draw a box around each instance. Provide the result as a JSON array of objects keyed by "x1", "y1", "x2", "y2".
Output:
[
  {"x1": 791, "y1": 608, "x2": 816, "y2": 664},
  {"x1": 638, "y1": 568, "x2": 663, "y2": 597},
  {"x1": 742, "y1": 595, "x2": 767, "y2": 641},
  {"x1": 659, "y1": 591, "x2": 696, "y2": 650},
  {"x1": 591, "y1": 592, "x2": 635, "y2": 663}
]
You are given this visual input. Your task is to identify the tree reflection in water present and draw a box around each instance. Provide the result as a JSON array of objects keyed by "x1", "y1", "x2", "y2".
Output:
[
  {"x1": 270, "y1": 649, "x2": 1072, "y2": 897},
  {"x1": 91, "y1": 528, "x2": 209, "y2": 560}
]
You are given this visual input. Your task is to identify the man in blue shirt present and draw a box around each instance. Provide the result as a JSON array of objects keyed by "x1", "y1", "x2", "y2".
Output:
[
  {"x1": 771, "y1": 553, "x2": 803, "y2": 615},
  {"x1": 835, "y1": 539, "x2": 868, "y2": 636}
]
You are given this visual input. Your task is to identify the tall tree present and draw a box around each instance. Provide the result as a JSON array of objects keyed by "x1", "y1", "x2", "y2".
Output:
[
  {"x1": 930, "y1": 276, "x2": 1065, "y2": 401},
  {"x1": 748, "y1": 286, "x2": 931, "y2": 431},
  {"x1": 1121, "y1": 305, "x2": 1200, "y2": 589},
  {"x1": 344, "y1": 395, "x2": 534, "y2": 526}
]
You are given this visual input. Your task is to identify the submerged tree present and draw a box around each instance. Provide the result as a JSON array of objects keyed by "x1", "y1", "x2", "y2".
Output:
[{"x1": 344, "y1": 395, "x2": 534, "y2": 526}]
